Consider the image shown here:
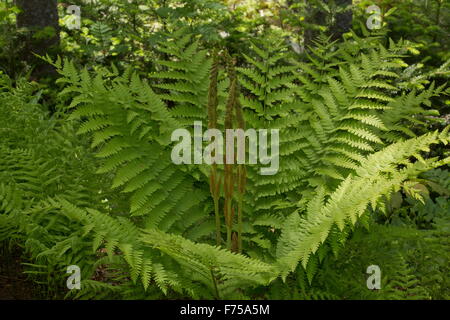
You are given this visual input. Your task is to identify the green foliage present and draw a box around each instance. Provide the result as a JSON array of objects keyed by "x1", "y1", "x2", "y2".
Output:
[
  {"x1": 1, "y1": 23, "x2": 449, "y2": 300},
  {"x1": 310, "y1": 222, "x2": 450, "y2": 300},
  {"x1": 356, "y1": 0, "x2": 450, "y2": 67},
  {"x1": 149, "y1": 28, "x2": 212, "y2": 124},
  {"x1": 0, "y1": 2, "x2": 26, "y2": 78},
  {"x1": 276, "y1": 128, "x2": 449, "y2": 276}
]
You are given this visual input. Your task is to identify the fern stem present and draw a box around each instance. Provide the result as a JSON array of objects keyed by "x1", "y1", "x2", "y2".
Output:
[
  {"x1": 210, "y1": 268, "x2": 220, "y2": 300},
  {"x1": 223, "y1": 51, "x2": 237, "y2": 252},
  {"x1": 213, "y1": 192, "x2": 221, "y2": 246},
  {"x1": 237, "y1": 193, "x2": 243, "y2": 253},
  {"x1": 235, "y1": 99, "x2": 246, "y2": 254},
  {"x1": 226, "y1": 224, "x2": 232, "y2": 250},
  {"x1": 208, "y1": 50, "x2": 222, "y2": 246}
]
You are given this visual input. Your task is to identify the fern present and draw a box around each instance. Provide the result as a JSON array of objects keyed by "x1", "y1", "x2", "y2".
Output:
[
  {"x1": 149, "y1": 28, "x2": 212, "y2": 125},
  {"x1": 55, "y1": 60, "x2": 210, "y2": 235},
  {"x1": 276, "y1": 129, "x2": 449, "y2": 277},
  {"x1": 2, "y1": 30, "x2": 449, "y2": 300}
]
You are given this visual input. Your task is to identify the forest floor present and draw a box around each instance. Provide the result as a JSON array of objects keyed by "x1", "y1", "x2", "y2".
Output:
[{"x1": 0, "y1": 246, "x2": 38, "y2": 299}]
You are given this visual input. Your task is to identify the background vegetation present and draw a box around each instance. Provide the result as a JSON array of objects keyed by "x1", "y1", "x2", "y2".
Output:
[{"x1": 0, "y1": 0, "x2": 449, "y2": 300}]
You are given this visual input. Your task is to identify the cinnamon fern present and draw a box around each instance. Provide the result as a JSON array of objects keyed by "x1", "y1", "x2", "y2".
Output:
[{"x1": 1, "y1": 29, "x2": 449, "y2": 299}]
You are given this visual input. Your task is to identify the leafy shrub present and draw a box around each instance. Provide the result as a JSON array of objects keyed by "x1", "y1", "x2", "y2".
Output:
[{"x1": 0, "y1": 28, "x2": 449, "y2": 299}]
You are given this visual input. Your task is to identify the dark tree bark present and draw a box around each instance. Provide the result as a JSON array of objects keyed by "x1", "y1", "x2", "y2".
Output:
[
  {"x1": 331, "y1": 0, "x2": 353, "y2": 41},
  {"x1": 304, "y1": 0, "x2": 353, "y2": 47},
  {"x1": 15, "y1": 0, "x2": 60, "y2": 79},
  {"x1": 304, "y1": 2, "x2": 327, "y2": 47}
]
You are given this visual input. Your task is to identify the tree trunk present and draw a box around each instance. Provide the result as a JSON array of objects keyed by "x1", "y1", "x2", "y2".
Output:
[
  {"x1": 304, "y1": 0, "x2": 353, "y2": 47},
  {"x1": 15, "y1": 0, "x2": 60, "y2": 79},
  {"x1": 331, "y1": 0, "x2": 353, "y2": 41},
  {"x1": 304, "y1": 1, "x2": 327, "y2": 47}
]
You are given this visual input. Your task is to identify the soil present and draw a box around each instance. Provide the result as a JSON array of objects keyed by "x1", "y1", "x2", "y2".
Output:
[{"x1": 0, "y1": 245, "x2": 39, "y2": 300}]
